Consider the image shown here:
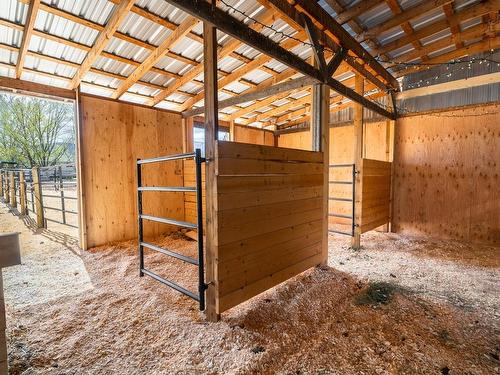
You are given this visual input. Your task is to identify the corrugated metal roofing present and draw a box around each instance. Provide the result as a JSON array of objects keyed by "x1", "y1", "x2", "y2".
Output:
[{"x1": 0, "y1": 0, "x2": 497, "y2": 128}]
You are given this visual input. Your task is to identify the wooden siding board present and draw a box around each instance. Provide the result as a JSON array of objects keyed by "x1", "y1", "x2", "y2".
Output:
[{"x1": 215, "y1": 141, "x2": 324, "y2": 314}]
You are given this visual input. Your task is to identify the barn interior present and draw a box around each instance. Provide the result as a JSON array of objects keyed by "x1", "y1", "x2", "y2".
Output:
[{"x1": 0, "y1": 0, "x2": 499, "y2": 373}]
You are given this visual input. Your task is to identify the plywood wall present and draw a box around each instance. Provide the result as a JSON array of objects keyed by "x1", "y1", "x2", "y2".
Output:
[
  {"x1": 234, "y1": 125, "x2": 275, "y2": 146},
  {"x1": 277, "y1": 121, "x2": 389, "y2": 159},
  {"x1": 278, "y1": 122, "x2": 390, "y2": 233},
  {"x1": 78, "y1": 95, "x2": 184, "y2": 248},
  {"x1": 215, "y1": 141, "x2": 325, "y2": 313},
  {"x1": 183, "y1": 124, "x2": 274, "y2": 224},
  {"x1": 359, "y1": 159, "x2": 391, "y2": 233},
  {"x1": 393, "y1": 103, "x2": 500, "y2": 244}
]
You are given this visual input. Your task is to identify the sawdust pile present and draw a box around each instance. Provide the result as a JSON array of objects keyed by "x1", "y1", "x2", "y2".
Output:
[
  {"x1": 1, "y1": 202, "x2": 498, "y2": 374},
  {"x1": 4, "y1": 235, "x2": 498, "y2": 374}
]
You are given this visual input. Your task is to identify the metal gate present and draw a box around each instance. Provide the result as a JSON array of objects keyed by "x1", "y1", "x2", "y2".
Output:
[
  {"x1": 136, "y1": 149, "x2": 207, "y2": 310},
  {"x1": 328, "y1": 163, "x2": 356, "y2": 236}
]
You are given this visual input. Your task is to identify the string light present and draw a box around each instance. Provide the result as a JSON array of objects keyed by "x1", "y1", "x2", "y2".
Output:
[
  {"x1": 218, "y1": 0, "x2": 499, "y2": 121},
  {"x1": 219, "y1": 0, "x2": 500, "y2": 70}
]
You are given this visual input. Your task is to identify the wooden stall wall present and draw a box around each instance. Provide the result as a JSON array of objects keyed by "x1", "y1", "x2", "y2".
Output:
[
  {"x1": 278, "y1": 129, "x2": 312, "y2": 150},
  {"x1": 183, "y1": 124, "x2": 274, "y2": 225},
  {"x1": 78, "y1": 95, "x2": 184, "y2": 248},
  {"x1": 393, "y1": 103, "x2": 500, "y2": 244},
  {"x1": 233, "y1": 125, "x2": 275, "y2": 146},
  {"x1": 215, "y1": 141, "x2": 325, "y2": 313},
  {"x1": 278, "y1": 122, "x2": 390, "y2": 232},
  {"x1": 359, "y1": 159, "x2": 392, "y2": 233}
]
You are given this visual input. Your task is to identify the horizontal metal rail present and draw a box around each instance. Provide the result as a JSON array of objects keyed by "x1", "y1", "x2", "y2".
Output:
[
  {"x1": 45, "y1": 217, "x2": 78, "y2": 228},
  {"x1": 138, "y1": 186, "x2": 196, "y2": 193},
  {"x1": 140, "y1": 214, "x2": 197, "y2": 229},
  {"x1": 137, "y1": 152, "x2": 196, "y2": 165},
  {"x1": 328, "y1": 163, "x2": 356, "y2": 237},
  {"x1": 137, "y1": 148, "x2": 206, "y2": 310},
  {"x1": 328, "y1": 229, "x2": 352, "y2": 236},
  {"x1": 141, "y1": 241, "x2": 198, "y2": 266},
  {"x1": 329, "y1": 180, "x2": 354, "y2": 185},
  {"x1": 329, "y1": 213, "x2": 352, "y2": 219},
  {"x1": 329, "y1": 197, "x2": 353, "y2": 202},
  {"x1": 329, "y1": 163, "x2": 355, "y2": 168},
  {"x1": 42, "y1": 194, "x2": 77, "y2": 200},
  {"x1": 44, "y1": 206, "x2": 78, "y2": 214},
  {"x1": 141, "y1": 268, "x2": 199, "y2": 301}
]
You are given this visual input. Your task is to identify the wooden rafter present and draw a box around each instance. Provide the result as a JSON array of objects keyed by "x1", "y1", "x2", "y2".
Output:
[
  {"x1": 373, "y1": 1, "x2": 498, "y2": 57},
  {"x1": 385, "y1": 0, "x2": 429, "y2": 61},
  {"x1": 274, "y1": 88, "x2": 382, "y2": 128},
  {"x1": 332, "y1": 0, "x2": 385, "y2": 25},
  {"x1": 319, "y1": 0, "x2": 394, "y2": 90},
  {"x1": 357, "y1": 0, "x2": 453, "y2": 42},
  {"x1": 0, "y1": 0, "x2": 496, "y2": 122},
  {"x1": 392, "y1": 22, "x2": 499, "y2": 65},
  {"x1": 178, "y1": 30, "x2": 307, "y2": 111},
  {"x1": 223, "y1": 57, "x2": 366, "y2": 121},
  {"x1": 70, "y1": 0, "x2": 136, "y2": 89},
  {"x1": 240, "y1": 91, "x2": 312, "y2": 125},
  {"x1": 183, "y1": 76, "x2": 316, "y2": 117},
  {"x1": 179, "y1": 0, "x2": 392, "y2": 115},
  {"x1": 0, "y1": 75, "x2": 75, "y2": 100},
  {"x1": 263, "y1": 0, "x2": 398, "y2": 89},
  {"x1": 112, "y1": 16, "x2": 198, "y2": 99},
  {"x1": 276, "y1": 88, "x2": 384, "y2": 129},
  {"x1": 148, "y1": 9, "x2": 277, "y2": 106},
  {"x1": 443, "y1": 2, "x2": 464, "y2": 49},
  {"x1": 16, "y1": 0, "x2": 41, "y2": 79},
  {"x1": 290, "y1": 0, "x2": 398, "y2": 88},
  {"x1": 18, "y1": 0, "x2": 274, "y2": 90},
  {"x1": 394, "y1": 36, "x2": 500, "y2": 77}
]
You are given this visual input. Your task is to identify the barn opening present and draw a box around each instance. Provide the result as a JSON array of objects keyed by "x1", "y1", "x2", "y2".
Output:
[{"x1": 0, "y1": 0, "x2": 498, "y2": 373}]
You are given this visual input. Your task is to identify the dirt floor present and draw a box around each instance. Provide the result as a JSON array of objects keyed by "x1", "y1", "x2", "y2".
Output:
[{"x1": 1, "y1": 203, "x2": 499, "y2": 374}]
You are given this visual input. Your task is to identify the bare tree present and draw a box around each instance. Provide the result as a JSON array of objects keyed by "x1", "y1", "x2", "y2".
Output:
[{"x1": 0, "y1": 94, "x2": 74, "y2": 167}]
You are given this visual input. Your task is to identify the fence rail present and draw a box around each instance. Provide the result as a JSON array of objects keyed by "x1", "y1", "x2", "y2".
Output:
[{"x1": 0, "y1": 165, "x2": 78, "y2": 230}]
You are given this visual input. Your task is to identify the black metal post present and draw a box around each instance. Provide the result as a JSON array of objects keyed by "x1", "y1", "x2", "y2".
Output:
[
  {"x1": 137, "y1": 159, "x2": 144, "y2": 277},
  {"x1": 352, "y1": 164, "x2": 356, "y2": 236},
  {"x1": 61, "y1": 190, "x2": 66, "y2": 224},
  {"x1": 195, "y1": 149, "x2": 206, "y2": 311}
]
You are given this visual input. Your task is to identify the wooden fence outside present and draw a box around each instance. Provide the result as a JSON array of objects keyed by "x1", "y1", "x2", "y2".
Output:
[{"x1": 0, "y1": 165, "x2": 78, "y2": 230}]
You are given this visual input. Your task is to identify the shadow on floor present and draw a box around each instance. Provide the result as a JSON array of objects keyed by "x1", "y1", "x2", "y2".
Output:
[{"x1": 19, "y1": 213, "x2": 80, "y2": 255}]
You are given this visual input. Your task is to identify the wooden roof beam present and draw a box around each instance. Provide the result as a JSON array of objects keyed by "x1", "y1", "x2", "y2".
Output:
[
  {"x1": 385, "y1": 0, "x2": 429, "y2": 61},
  {"x1": 16, "y1": 0, "x2": 41, "y2": 79},
  {"x1": 263, "y1": 0, "x2": 398, "y2": 90},
  {"x1": 332, "y1": 0, "x2": 385, "y2": 25},
  {"x1": 0, "y1": 76, "x2": 75, "y2": 100},
  {"x1": 148, "y1": 9, "x2": 278, "y2": 106},
  {"x1": 357, "y1": 0, "x2": 453, "y2": 42},
  {"x1": 443, "y1": 2, "x2": 464, "y2": 49},
  {"x1": 274, "y1": 89, "x2": 384, "y2": 129},
  {"x1": 70, "y1": 0, "x2": 136, "y2": 89},
  {"x1": 391, "y1": 22, "x2": 498, "y2": 65},
  {"x1": 373, "y1": 0, "x2": 499, "y2": 56},
  {"x1": 112, "y1": 16, "x2": 198, "y2": 99},
  {"x1": 178, "y1": 29, "x2": 307, "y2": 111},
  {"x1": 393, "y1": 36, "x2": 500, "y2": 77},
  {"x1": 288, "y1": 0, "x2": 398, "y2": 89},
  {"x1": 183, "y1": 76, "x2": 316, "y2": 117}
]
